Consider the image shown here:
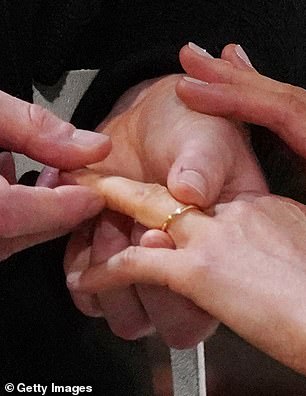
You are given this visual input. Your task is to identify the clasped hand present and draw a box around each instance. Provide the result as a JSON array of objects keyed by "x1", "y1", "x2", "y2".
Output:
[
  {"x1": 65, "y1": 43, "x2": 306, "y2": 374},
  {"x1": 63, "y1": 71, "x2": 267, "y2": 348}
]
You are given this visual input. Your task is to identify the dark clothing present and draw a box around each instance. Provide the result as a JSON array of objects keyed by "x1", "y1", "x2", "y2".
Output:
[{"x1": 0, "y1": 1, "x2": 306, "y2": 394}]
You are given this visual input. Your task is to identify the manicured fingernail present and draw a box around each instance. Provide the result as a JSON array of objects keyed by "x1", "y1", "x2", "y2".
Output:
[
  {"x1": 36, "y1": 166, "x2": 59, "y2": 187},
  {"x1": 188, "y1": 42, "x2": 214, "y2": 58},
  {"x1": 183, "y1": 76, "x2": 209, "y2": 87},
  {"x1": 72, "y1": 129, "x2": 110, "y2": 147},
  {"x1": 66, "y1": 271, "x2": 82, "y2": 289},
  {"x1": 235, "y1": 45, "x2": 253, "y2": 67},
  {"x1": 178, "y1": 170, "x2": 206, "y2": 200}
]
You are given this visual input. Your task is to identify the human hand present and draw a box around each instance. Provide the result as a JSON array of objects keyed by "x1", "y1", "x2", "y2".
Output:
[
  {"x1": 176, "y1": 42, "x2": 306, "y2": 158},
  {"x1": 67, "y1": 173, "x2": 306, "y2": 376},
  {"x1": 0, "y1": 90, "x2": 111, "y2": 260},
  {"x1": 64, "y1": 74, "x2": 268, "y2": 347}
]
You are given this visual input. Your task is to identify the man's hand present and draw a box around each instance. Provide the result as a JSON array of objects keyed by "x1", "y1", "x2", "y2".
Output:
[
  {"x1": 66, "y1": 175, "x2": 306, "y2": 376},
  {"x1": 64, "y1": 74, "x2": 268, "y2": 347},
  {"x1": 0, "y1": 90, "x2": 111, "y2": 259}
]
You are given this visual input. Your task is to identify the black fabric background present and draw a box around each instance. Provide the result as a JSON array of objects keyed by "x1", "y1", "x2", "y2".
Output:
[{"x1": 0, "y1": 1, "x2": 306, "y2": 394}]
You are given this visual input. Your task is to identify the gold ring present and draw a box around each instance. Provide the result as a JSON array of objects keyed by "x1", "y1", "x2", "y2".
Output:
[{"x1": 161, "y1": 205, "x2": 200, "y2": 232}]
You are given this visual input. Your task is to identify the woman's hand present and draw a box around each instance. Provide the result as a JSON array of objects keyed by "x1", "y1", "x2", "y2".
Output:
[
  {"x1": 67, "y1": 173, "x2": 306, "y2": 376},
  {"x1": 176, "y1": 42, "x2": 306, "y2": 158},
  {"x1": 0, "y1": 90, "x2": 111, "y2": 260},
  {"x1": 64, "y1": 75, "x2": 268, "y2": 347}
]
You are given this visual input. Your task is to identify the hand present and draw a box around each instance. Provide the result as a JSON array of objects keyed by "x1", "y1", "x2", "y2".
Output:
[
  {"x1": 0, "y1": 90, "x2": 111, "y2": 260},
  {"x1": 67, "y1": 174, "x2": 306, "y2": 376},
  {"x1": 176, "y1": 42, "x2": 306, "y2": 158},
  {"x1": 64, "y1": 74, "x2": 268, "y2": 347}
]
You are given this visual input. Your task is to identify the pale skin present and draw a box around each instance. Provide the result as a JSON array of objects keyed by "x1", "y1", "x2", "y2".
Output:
[
  {"x1": 65, "y1": 44, "x2": 306, "y2": 374},
  {"x1": 0, "y1": 91, "x2": 111, "y2": 260},
  {"x1": 62, "y1": 74, "x2": 268, "y2": 347},
  {"x1": 66, "y1": 172, "x2": 306, "y2": 376},
  {"x1": 176, "y1": 42, "x2": 306, "y2": 158}
]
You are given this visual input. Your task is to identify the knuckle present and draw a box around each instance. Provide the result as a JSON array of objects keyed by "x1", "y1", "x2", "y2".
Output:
[
  {"x1": 27, "y1": 103, "x2": 75, "y2": 141},
  {"x1": 27, "y1": 103, "x2": 51, "y2": 131},
  {"x1": 279, "y1": 91, "x2": 306, "y2": 130},
  {"x1": 286, "y1": 91, "x2": 306, "y2": 115},
  {"x1": 121, "y1": 245, "x2": 139, "y2": 268},
  {"x1": 136, "y1": 183, "x2": 169, "y2": 206},
  {"x1": 226, "y1": 200, "x2": 253, "y2": 218}
]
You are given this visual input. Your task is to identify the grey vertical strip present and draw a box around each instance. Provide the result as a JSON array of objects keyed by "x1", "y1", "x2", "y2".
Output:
[{"x1": 170, "y1": 342, "x2": 206, "y2": 396}]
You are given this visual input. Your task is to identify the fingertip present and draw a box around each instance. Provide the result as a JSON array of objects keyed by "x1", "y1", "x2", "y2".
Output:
[
  {"x1": 178, "y1": 43, "x2": 190, "y2": 63},
  {"x1": 140, "y1": 229, "x2": 175, "y2": 249},
  {"x1": 71, "y1": 129, "x2": 112, "y2": 153},
  {"x1": 36, "y1": 166, "x2": 59, "y2": 187},
  {"x1": 58, "y1": 131, "x2": 112, "y2": 170},
  {"x1": 167, "y1": 161, "x2": 211, "y2": 208},
  {"x1": 70, "y1": 291, "x2": 104, "y2": 318}
]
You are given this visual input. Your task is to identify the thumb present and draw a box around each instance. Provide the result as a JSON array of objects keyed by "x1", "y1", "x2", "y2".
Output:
[
  {"x1": 167, "y1": 150, "x2": 226, "y2": 208},
  {"x1": 0, "y1": 90, "x2": 111, "y2": 169}
]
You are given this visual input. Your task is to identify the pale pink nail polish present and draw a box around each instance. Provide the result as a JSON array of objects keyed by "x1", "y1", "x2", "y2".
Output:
[
  {"x1": 188, "y1": 42, "x2": 214, "y2": 58},
  {"x1": 235, "y1": 45, "x2": 253, "y2": 67},
  {"x1": 183, "y1": 76, "x2": 209, "y2": 87},
  {"x1": 66, "y1": 271, "x2": 82, "y2": 289}
]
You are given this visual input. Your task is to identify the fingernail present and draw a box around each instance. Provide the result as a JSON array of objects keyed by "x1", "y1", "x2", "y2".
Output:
[
  {"x1": 235, "y1": 45, "x2": 253, "y2": 67},
  {"x1": 66, "y1": 271, "x2": 82, "y2": 289},
  {"x1": 188, "y1": 42, "x2": 214, "y2": 58},
  {"x1": 36, "y1": 166, "x2": 59, "y2": 187},
  {"x1": 183, "y1": 76, "x2": 209, "y2": 87},
  {"x1": 72, "y1": 129, "x2": 110, "y2": 147},
  {"x1": 178, "y1": 170, "x2": 206, "y2": 200},
  {"x1": 135, "y1": 325, "x2": 156, "y2": 339}
]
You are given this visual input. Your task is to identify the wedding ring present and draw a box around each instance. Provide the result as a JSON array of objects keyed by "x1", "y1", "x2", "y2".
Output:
[{"x1": 161, "y1": 205, "x2": 200, "y2": 232}]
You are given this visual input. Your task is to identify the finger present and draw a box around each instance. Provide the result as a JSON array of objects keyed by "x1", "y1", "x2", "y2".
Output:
[
  {"x1": 64, "y1": 225, "x2": 103, "y2": 317},
  {"x1": 69, "y1": 171, "x2": 206, "y2": 246},
  {"x1": 137, "y1": 232, "x2": 218, "y2": 348},
  {"x1": 140, "y1": 229, "x2": 175, "y2": 249},
  {"x1": 179, "y1": 44, "x2": 290, "y2": 94},
  {"x1": 67, "y1": 245, "x2": 190, "y2": 294},
  {"x1": 0, "y1": 152, "x2": 16, "y2": 184},
  {"x1": 136, "y1": 283, "x2": 219, "y2": 348},
  {"x1": 36, "y1": 166, "x2": 59, "y2": 188},
  {"x1": 221, "y1": 44, "x2": 255, "y2": 70},
  {"x1": 91, "y1": 210, "x2": 133, "y2": 265},
  {"x1": 167, "y1": 145, "x2": 227, "y2": 208},
  {"x1": 91, "y1": 210, "x2": 153, "y2": 340},
  {"x1": 0, "y1": 183, "x2": 105, "y2": 237},
  {"x1": 0, "y1": 90, "x2": 111, "y2": 169},
  {"x1": 176, "y1": 79, "x2": 306, "y2": 158}
]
